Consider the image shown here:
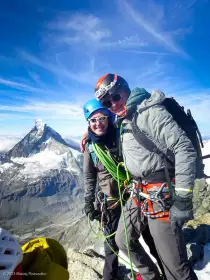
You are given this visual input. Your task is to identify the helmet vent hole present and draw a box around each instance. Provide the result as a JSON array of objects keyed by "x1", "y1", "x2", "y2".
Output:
[
  {"x1": 2, "y1": 236, "x2": 9, "y2": 241},
  {"x1": 5, "y1": 249, "x2": 12, "y2": 254}
]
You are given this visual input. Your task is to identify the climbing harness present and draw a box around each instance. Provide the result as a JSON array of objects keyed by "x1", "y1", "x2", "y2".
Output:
[
  {"x1": 91, "y1": 142, "x2": 132, "y2": 229},
  {"x1": 96, "y1": 191, "x2": 120, "y2": 230},
  {"x1": 131, "y1": 180, "x2": 172, "y2": 222}
]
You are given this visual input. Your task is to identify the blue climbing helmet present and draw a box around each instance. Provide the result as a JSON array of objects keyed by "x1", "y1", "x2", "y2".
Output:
[{"x1": 83, "y1": 98, "x2": 112, "y2": 120}]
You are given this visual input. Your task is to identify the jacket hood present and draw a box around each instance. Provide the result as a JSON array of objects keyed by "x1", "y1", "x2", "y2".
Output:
[
  {"x1": 126, "y1": 87, "x2": 151, "y2": 117},
  {"x1": 138, "y1": 89, "x2": 166, "y2": 111}
]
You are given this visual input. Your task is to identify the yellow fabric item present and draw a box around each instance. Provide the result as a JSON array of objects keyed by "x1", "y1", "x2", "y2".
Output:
[{"x1": 21, "y1": 237, "x2": 69, "y2": 280}]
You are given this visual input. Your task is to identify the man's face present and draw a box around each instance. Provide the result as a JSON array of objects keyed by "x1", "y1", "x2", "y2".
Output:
[{"x1": 100, "y1": 90, "x2": 129, "y2": 116}]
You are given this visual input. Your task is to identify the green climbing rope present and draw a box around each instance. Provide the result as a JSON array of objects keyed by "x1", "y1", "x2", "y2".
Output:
[
  {"x1": 87, "y1": 214, "x2": 137, "y2": 270},
  {"x1": 117, "y1": 162, "x2": 135, "y2": 280},
  {"x1": 92, "y1": 143, "x2": 131, "y2": 186}
]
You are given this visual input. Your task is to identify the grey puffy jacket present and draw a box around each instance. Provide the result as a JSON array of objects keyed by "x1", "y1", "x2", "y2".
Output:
[
  {"x1": 121, "y1": 89, "x2": 197, "y2": 199},
  {"x1": 83, "y1": 143, "x2": 120, "y2": 203}
]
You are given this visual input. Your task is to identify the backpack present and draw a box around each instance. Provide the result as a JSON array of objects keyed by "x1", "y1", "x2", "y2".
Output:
[
  {"x1": 21, "y1": 237, "x2": 69, "y2": 280},
  {"x1": 130, "y1": 97, "x2": 206, "y2": 179}
]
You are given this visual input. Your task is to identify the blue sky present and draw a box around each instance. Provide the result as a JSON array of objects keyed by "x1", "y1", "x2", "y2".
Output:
[{"x1": 0, "y1": 0, "x2": 210, "y2": 137}]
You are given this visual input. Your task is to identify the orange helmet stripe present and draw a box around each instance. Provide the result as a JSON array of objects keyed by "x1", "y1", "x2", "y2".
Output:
[
  {"x1": 113, "y1": 74, "x2": 118, "y2": 82},
  {"x1": 95, "y1": 73, "x2": 109, "y2": 89}
]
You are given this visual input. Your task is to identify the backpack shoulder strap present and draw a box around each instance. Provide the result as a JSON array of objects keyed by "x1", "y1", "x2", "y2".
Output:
[
  {"x1": 88, "y1": 142, "x2": 98, "y2": 167},
  {"x1": 115, "y1": 127, "x2": 122, "y2": 160},
  {"x1": 130, "y1": 109, "x2": 174, "y2": 165},
  {"x1": 131, "y1": 111, "x2": 162, "y2": 155},
  {"x1": 130, "y1": 110, "x2": 175, "y2": 193}
]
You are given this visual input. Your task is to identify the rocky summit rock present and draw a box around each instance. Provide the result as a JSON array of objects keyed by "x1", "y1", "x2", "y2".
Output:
[
  {"x1": 67, "y1": 248, "x2": 104, "y2": 280},
  {"x1": 186, "y1": 242, "x2": 204, "y2": 266},
  {"x1": 67, "y1": 248, "x2": 131, "y2": 280},
  {"x1": 69, "y1": 260, "x2": 102, "y2": 280},
  {"x1": 181, "y1": 178, "x2": 210, "y2": 265},
  {"x1": 184, "y1": 213, "x2": 210, "y2": 266},
  {"x1": 193, "y1": 179, "x2": 210, "y2": 217}
]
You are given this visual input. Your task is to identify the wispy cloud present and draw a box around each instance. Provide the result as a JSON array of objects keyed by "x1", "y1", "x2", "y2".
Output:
[
  {"x1": 100, "y1": 36, "x2": 148, "y2": 48},
  {"x1": 123, "y1": 50, "x2": 171, "y2": 55},
  {"x1": 0, "y1": 138, "x2": 21, "y2": 152},
  {"x1": 120, "y1": 0, "x2": 189, "y2": 57},
  {"x1": 0, "y1": 77, "x2": 60, "y2": 96},
  {"x1": 0, "y1": 102, "x2": 84, "y2": 121},
  {"x1": 0, "y1": 77, "x2": 39, "y2": 92},
  {"x1": 48, "y1": 13, "x2": 148, "y2": 51},
  {"x1": 20, "y1": 51, "x2": 98, "y2": 86},
  {"x1": 169, "y1": 1, "x2": 197, "y2": 23},
  {"x1": 0, "y1": 101, "x2": 87, "y2": 137},
  {"x1": 135, "y1": 58, "x2": 166, "y2": 82},
  {"x1": 27, "y1": 72, "x2": 45, "y2": 87},
  {"x1": 49, "y1": 14, "x2": 111, "y2": 43},
  {"x1": 174, "y1": 92, "x2": 210, "y2": 128},
  {"x1": 170, "y1": 27, "x2": 193, "y2": 37},
  {"x1": 0, "y1": 0, "x2": 209, "y2": 138},
  {"x1": 48, "y1": 13, "x2": 112, "y2": 52}
]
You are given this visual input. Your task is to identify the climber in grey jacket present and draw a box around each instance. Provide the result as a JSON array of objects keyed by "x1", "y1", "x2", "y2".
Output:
[{"x1": 94, "y1": 73, "x2": 198, "y2": 280}]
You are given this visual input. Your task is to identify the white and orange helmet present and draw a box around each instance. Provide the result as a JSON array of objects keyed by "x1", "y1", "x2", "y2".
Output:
[
  {"x1": 0, "y1": 228, "x2": 23, "y2": 280},
  {"x1": 95, "y1": 73, "x2": 130, "y2": 101}
]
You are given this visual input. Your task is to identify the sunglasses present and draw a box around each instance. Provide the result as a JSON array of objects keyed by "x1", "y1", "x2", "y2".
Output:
[
  {"x1": 101, "y1": 93, "x2": 122, "y2": 108},
  {"x1": 88, "y1": 116, "x2": 109, "y2": 124}
]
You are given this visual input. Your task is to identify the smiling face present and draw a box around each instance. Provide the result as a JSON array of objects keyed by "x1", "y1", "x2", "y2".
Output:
[
  {"x1": 101, "y1": 90, "x2": 129, "y2": 117},
  {"x1": 88, "y1": 112, "x2": 109, "y2": 136}
]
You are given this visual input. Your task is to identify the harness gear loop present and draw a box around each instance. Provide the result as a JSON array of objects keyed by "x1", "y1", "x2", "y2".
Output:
[
  {"x1": 96, "y1": 191, "x2": 120, "y2": 230},
  {"x1": 132, "y1": 181, "x2": 172, "y2": 222}
]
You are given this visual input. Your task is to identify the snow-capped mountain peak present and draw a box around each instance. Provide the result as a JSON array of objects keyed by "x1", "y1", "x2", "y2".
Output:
[
  {"x1": 0, "y1": 121, "x2": 84, "y2": 192},
  {"x1": 0, "y1": 121, "x2": 84, "y2": 210},
  {"x1": 35, "y1": 118, "x2": 45, "y2": 132},
  {"x1": 5, "y1": 121, "x2": 79, "y2": 159}
]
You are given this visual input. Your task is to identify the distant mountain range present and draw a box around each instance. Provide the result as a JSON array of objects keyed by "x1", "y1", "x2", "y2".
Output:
[{"x1": 0, "y1": 119, "x2": 85, "y2": 244}]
